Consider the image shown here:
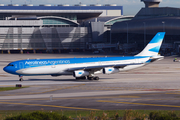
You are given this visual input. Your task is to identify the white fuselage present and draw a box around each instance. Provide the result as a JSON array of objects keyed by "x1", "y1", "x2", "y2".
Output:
[{"x1": 15, "y1": 57, "x2": 149, "y2": 76}]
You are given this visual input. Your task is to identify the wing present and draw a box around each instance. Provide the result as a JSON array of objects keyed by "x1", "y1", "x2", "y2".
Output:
[{"x1": 67, "y1": 63, "x2": 142, "y2": 72}]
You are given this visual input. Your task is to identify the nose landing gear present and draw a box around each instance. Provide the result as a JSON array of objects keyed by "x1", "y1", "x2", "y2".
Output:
[{"x1": 19, "y1": 75, "x2": 23, "y2": 81}]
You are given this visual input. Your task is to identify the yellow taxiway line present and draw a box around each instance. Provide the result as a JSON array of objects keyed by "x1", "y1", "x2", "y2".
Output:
[
  {"x1": 0, "y1": 101, "x2": 99, "y2": 111},
  {"x1": 97, "y1": 100, "x2": 180, "y2": 108},
  {"x1": 0, "y1": 95, "x2": 140, "y2": 102},
  {"x1": 166, "y1": 92, "x2": 180, "y2": 95}
]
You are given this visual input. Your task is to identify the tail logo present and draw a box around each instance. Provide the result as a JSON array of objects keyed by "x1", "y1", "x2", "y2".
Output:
[
  {"x1": 136, "y1": 32, "x2": 165, "y2": 57},
  {"x1": 149, "y1": 45, "x2": 160, "y2": 53}
]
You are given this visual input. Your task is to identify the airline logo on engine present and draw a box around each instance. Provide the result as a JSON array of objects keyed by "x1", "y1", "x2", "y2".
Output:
[{"x1": 79, "y1": 72, "x2": 83, "y2": 74}]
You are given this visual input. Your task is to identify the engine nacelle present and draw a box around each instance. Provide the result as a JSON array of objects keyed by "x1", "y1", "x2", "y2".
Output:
[
  {"x1": 103, "y1": 67, "x2": 120, "y2": 74},
  {"x1": 73, "y1": 71, "x2": 89, "y2": 77}
]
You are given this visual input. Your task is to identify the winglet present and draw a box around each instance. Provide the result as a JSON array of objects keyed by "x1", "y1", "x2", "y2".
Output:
[{"x1": 136, "y1": 32, "x2": 165, "y2": 57}]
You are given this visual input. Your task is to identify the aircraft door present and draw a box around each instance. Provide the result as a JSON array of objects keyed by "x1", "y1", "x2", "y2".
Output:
[
  {"x1": 15, "y1": 64, "x2": 17, "y2": 68},
  {"x1": 19, "y1": 62, "x2": 24, "y2": 69}
]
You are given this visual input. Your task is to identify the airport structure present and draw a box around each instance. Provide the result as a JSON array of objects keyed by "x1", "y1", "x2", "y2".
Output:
[
  {"x1": 1, "y1": 0, "x2": 180, "y2": 54},
  {"x1": 111, "y1": 0, "x2": 180, "y2": 54},
  {"x1": 0, "y1": 4, "x2": 133, "y2": 53}
]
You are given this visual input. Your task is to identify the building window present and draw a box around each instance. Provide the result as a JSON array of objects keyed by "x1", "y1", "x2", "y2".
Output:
[{"x1": 42, "y1": 18, "x2": 77, "y2": 26}]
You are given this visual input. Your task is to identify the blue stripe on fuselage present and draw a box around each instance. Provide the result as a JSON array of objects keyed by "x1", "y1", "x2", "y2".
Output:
[{"x1": 10, "y1": 56, "x2": 150, "y2": 69}]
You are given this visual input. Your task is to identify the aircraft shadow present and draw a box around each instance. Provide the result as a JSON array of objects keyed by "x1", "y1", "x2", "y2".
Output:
[
  {"x1": 28, "y1": 78, "x2": 112, "y2": 82},
  {"x1": 0, "y1": 80, "x2": 21, "y2": 82},
  {"x1": 27, "y1": 79, "x2": 99, "y2": 82},
  {"x1": 0, "y1": 78, "x2": 114, "y2": 82}
]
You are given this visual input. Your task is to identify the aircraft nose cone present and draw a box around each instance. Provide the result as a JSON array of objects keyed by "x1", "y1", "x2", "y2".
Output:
[
  {"x1": 3, "y1": 66, "x2": 17, "y2": 75},
  {"x1": 3, "y1": 66, "x2": 16, "y2": 74},
  {"x1": 3, "y1": 66, "x2": 8, "y2": 72}
]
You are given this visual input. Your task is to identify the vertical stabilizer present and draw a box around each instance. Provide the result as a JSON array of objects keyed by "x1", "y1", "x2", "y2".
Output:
[{"x1": 136, "y1": 32, "x2": 165, "y2": 56}]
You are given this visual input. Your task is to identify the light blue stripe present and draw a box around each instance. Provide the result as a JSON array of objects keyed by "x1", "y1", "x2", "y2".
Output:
[{"x1": 149, "y1": 46, "x2": 160, "y2": 53}]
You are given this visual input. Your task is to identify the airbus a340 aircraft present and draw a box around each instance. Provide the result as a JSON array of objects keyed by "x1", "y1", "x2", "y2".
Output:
[{"x1": 3, "y1": 32, "x2": 165, "y2": 81}]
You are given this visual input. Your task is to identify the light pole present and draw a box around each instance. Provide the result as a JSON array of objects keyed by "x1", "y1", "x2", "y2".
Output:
[
  {"x1": 143, "y1": 22, "x2": 146, "y2": 47},
  {"x1": 110, "y1": 30, "x2": 111, "y2": 52},
  {"x1": 162, "y1": 21, "x2": 165, "y2": 43},
  {"x1": 162, "y1": 21, "x2": 165, "y2": 32},
  {"x1": 125, "y1": 22, "x2": 128, "y2": 44},
  {"x1": 110, "y1": 29, "x2": 111, "y2": 44}
]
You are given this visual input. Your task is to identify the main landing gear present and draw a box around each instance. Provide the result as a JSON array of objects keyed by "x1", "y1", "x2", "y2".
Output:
[
  {"x1": 75, "y1": 76, "x2": 99, "y2": 80},
  {"x1": 19, "y1": 75, "x2": 23, "y2": 81},
  {"x1": 76, "y1": 76, "x2": 86, "y2": 80},
  {"x1": 87, "y1": 76, "x2": 99, "y2": 80}
]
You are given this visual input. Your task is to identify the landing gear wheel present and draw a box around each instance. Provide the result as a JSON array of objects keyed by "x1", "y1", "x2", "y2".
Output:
[
  {"x1": 19, "y1": 78, "x2": 23, "y2": 81},
  {"x1": 87, "y1": 77, "x2": 94, "y2": 80},
  {"x1": 94, "y1": 76, "x2": 99, "y2": 80},
  {"x1": 76, "y1": 76, "x2": 86, "y2": 80},
  {"x1": 19, "y1": 75, "x2": 23, "y2": 82}
]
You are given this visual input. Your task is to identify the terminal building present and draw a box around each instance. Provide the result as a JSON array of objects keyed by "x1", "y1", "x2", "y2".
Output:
[
  {"x1": 1, "y1": 0, "x2": 180, "y2": 54},
  {"x1": 111, "y1": 0, "x2": 180, "y2": 54},
  {"x1": 0, "y1": 4, "x2": 132, "y2": 53}
]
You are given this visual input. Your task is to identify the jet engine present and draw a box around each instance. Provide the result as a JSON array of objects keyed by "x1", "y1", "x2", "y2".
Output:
[
  {"x1": 73, "y1": 71, "x2": 89, "y2": 77},
  {"x1": 103, "y1": 67, "x2": 119, "y2": 74}
]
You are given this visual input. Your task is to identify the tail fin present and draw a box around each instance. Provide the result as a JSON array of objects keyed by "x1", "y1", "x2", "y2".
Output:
[{"x1": 136, "y1": 32, "x2": 165, "y2": 57}]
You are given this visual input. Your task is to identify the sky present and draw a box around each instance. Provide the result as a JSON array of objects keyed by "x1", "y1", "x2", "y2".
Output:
[{"x1": 1, "y1": 0, "x2": 180, "y2": 15}]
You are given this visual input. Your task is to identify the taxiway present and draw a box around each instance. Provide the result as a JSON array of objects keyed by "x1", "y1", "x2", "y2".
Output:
[{"x1": 0, "y1": 54, "x2": 180, "y2": 110}]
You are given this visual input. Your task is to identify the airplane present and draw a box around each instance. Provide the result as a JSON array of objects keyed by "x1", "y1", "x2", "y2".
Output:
[{"x1": 3, "y1": 32, "x2": 165, "y2": 81}]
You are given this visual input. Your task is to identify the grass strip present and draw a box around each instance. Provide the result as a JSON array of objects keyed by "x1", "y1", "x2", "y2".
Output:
[
  {"x1": 0, "y1": 87, "x2": 27, "y2": 92},
  {"x1": 1, "y1": 110, "x2": 180, "y2": 120}
]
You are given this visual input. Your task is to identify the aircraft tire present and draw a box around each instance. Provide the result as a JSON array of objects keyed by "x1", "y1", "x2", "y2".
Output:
[
  {"x1": 76, "y1": 76, "x2": 86, "y2": 80},
  {"x1": 19, "y1": 78, "x2": 23, "y2": 81},
  {"x1": 94, "y1": 76, "x2": 99, "y2": 80},
  {"x1": 88, "y1": 77, "x2": 94, "y2": 80}
]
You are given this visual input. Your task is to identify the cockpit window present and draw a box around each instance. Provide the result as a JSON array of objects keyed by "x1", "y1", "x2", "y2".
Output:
[{"x1": 7, "y1": 64, "x2": 14, "y2": 67}]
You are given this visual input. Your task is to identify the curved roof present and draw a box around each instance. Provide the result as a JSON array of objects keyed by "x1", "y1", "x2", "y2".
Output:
[
  {"x1": 85, "y1": 16, "x2": 133, "y2": 25},
  {"x1": 37, "y1": 16, "x2": 79, "y2": 25},
  {"x1": 105, "y1": 16, "x2": 134, "y2": 25}
]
